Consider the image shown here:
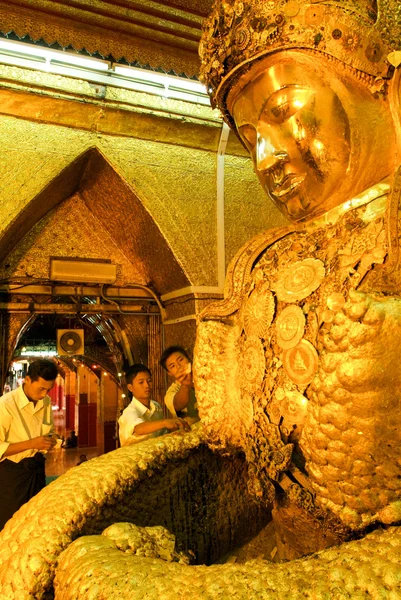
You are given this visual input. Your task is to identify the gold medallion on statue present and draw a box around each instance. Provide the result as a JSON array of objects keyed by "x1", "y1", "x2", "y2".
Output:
[
  {"x1": 283, "y1": 339, "x2": 319, "y2": 386},
  {"x1": 280, "y1": 391, "x2": 309, "y2": 426},
  {"x1": 276, "y1": 305, "x2": 305, "y2": 349},
  {"x1": 283, "y1": 0, "x2": 300, "y2": 17},
  {"x1": 269, "y1": 389, "x2": 308, "y2": 431},
  {"x1": 239, "y1": 336, "x2": 266, "y2": 393},
  {"x1": 243, "y1": 283, "x2": 275, "y2": 339},
  {"x1": 273, "y1": 258, "x2": 325, "y2": 302}
]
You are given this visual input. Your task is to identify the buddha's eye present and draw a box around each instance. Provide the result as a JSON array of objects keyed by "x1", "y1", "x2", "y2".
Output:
[
  {"x1": 264, "y1": 87, "x2": 313, "y2": 125},
  {"x1": 238, "y1": 124, "x2": 257, "y2": 150}
]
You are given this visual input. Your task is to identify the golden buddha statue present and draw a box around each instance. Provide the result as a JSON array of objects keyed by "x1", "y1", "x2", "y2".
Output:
[{"x1": 195, "y1": 0, "x2": 401, "y2": 557}]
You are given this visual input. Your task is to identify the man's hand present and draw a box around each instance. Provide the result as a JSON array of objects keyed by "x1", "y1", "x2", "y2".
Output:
[
  {"x1": 176, "y1": 370, "x2": 193, "y2": 387},
  {"x1": 175, "y1": 361, "x2": 193, "y2": 387},
  {"x1": 3, "y1": 435, "x2": 57, "y2": 458},
  {"x1": 31, "y1": 436, "x2": 56, "y2": 451},
  {"x1": 165, "y1": 418, "x2": 191, "y2": 432}
]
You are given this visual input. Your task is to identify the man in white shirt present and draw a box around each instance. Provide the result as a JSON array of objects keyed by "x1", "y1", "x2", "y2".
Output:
[
  {"x1": 160, "y1": 346, "x2": 199, "y2": 424},
  {"x1": 118, "y1": 364, "x2": 190, "y2": 447},
  {"x1": 0, "y1": 359, "x2": 58, "y2": 530}
]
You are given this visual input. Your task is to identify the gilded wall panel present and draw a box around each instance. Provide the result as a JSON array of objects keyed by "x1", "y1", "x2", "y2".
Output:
[
  {"x1": 78, "y1": 150, "x2": 190, "y2": 294},
  {"x1": 224, "y1": 154, "x2": 287, "y2": 267},
  {"x1": 0, "y1": 66, "x2": 222, "y2": 135},
  {"x1": 0, "y1": 64, "x2": 103, "y2": 99},
  {"x1": 164, "y1": 297, "x2": 197, "y2": 321},
  {"x1": 97, "y1": 136, "x2": 218, "y2": 286},
  {"x1": 0, "y1": 115, "x2": 92, "y2": 229}
]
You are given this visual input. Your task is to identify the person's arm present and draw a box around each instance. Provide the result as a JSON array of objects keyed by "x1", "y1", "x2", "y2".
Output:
[
  {"x1": 172, "y1": 372, "x2": 193, "y2": 412},
  {"x1": 3, "y1": 436, "x2": 55, "y2": 457},
  {"x1": 134, "y1": 418, "x2": 190, "y2": 436},
  {"x1": 0, "y1": 403, "x2": 12, "y2": 460},
  {"x1": 0, "y1": 398, "x2": 56, "y2": 459}
]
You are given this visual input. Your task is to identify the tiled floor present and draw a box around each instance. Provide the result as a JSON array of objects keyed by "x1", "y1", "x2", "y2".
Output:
[{"x1": 45, "y1": 446, "x2": 102, "y2": 477}]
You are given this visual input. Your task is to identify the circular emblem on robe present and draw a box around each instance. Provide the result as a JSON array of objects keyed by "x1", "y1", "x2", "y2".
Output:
[
  {"x1": 283, "y1": 339, "x2": 319, "y2": 386},
  {"x1": 243, "y1": 283, "x2": 275, "y2": 338},
  {"x1": 269, "y1": 390, "x2": 309, "y2": 430},
  {"x1": 283, "y1": 0, "x2": 300, "y2": 17},
  {"x1": 273, "y1": 258, "x2": 325, "y2": 302},
  {"x1": 240, "y1": 336, "x2": 266, "y2": 392},
  {"x1": 276, "y1": 305, "x2": 305, "y2": 349}
]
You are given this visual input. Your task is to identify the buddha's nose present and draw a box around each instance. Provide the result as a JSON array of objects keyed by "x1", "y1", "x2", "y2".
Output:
[{"x1": 256, "y1": 134, "x2": 288, "y2": 173}]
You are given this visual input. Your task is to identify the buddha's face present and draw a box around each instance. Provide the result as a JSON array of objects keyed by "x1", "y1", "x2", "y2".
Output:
[{"x1": 228, "y1": 52, "x2": 395, "y2": 221}]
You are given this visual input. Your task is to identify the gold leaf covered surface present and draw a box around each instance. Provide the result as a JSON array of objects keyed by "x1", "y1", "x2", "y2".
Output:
[
  {"x1": 54, "y1": 525, "x2": 401, "y2": 599},
  {"x1": 0, "y1": 426, "x2": 269, "y2": 599}
]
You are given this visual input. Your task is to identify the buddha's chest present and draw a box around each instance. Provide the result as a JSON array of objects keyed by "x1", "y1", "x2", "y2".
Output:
[{"x1": 234, "y1": 206, "x2": 387, "y2": 438}]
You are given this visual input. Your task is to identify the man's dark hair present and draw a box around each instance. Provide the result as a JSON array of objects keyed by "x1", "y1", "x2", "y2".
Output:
[
  {"x1": 159, "y1": 346, "x2": 191, "y2": 371},
  {"x1": 27, "y1": 359, "x2": 58, "y2": 382},
  {"x1": 125, "y1": 364, "x2": 151, "y2": 385}
]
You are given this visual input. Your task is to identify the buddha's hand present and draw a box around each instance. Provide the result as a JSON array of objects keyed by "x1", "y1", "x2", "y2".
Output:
[{"x1": 301, "y1": 290, "x2": 401, "y2": 527}]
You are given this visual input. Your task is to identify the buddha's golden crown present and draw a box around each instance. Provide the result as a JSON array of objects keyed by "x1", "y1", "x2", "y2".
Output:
[{"x1": 199, "y1": 0, "x2": 401, "y2": 111}]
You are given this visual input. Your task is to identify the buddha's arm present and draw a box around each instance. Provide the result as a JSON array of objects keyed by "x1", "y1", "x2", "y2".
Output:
[{"x1": 301, "y1": 290, "x2": 401, "y2": 529}]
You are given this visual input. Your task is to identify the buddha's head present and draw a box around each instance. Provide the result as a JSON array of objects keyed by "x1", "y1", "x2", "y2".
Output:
[{"x1": 200, "y1": 0, "x2": 401, "y2": 221}]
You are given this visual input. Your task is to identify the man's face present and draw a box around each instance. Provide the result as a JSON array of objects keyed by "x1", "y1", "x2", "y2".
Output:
[
  {"x1": 24, "y1": 376, "x2": 55, "y2": 403},
  {"x1": 229, "y1": 54, "x2": 352, "y2": 221},
  {"x1": 165, "y1": 352, "x2": 189, "y2": 379},
  {"x1": 128, "y1": 372, "x2": 152, "y2": 403}
]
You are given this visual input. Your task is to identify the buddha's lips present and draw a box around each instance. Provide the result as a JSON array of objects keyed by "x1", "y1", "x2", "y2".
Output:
[{"x1": 268, "y1": 173, "x2": 306, "y2": 199}]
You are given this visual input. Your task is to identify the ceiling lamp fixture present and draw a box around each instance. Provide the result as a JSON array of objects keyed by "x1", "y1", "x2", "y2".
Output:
[{"x1": 0, "y1": 38, "x2": 210, "y2": 106}]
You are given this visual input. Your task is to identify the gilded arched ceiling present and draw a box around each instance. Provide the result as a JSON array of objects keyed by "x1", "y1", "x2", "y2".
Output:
[
  {"x1": 0, "y1": 115, "x2": 223, "y2": 286},
  {"x1": 0, "y1": 147, "x2": 191, "y2": 295}
]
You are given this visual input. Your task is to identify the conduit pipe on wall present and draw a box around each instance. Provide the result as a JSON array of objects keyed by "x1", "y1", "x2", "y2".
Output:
[
  {"x1": 163, "y1": 314, "x2": 197, "y2": 325},
  {"x1": 217, "y1": 121, "x2": 230, "y2": 290}
]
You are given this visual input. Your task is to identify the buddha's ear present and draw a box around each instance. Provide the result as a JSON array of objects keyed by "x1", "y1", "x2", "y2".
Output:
[{"x1": 388, "y1": 63, "x2": 401, "y2": 163}]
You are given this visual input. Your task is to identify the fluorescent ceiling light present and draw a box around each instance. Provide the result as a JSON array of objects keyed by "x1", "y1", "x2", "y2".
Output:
[
  {"x1": 113, "y1": 64, "x2": 207, "y2": 101},
  {"x1": 0, "y1": 39, "x2": 108, "y2": 71},
  {"x1": 0, "y1": 39, "x2": 49, "y2": 60},
  {"x1": 0, "y1": 38, "x2": 210, "y2": 105},
  {"x1": 114, "y1": 65, "x2": 169, "y2": 85},
  {"x1": 113, "y1": 65, "x2": 205, "y2": 94}
]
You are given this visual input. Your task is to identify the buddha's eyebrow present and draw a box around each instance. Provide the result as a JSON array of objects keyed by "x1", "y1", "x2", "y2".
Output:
[{"x1": 237, "y1": 85, "x2": 286, "y2": 118}]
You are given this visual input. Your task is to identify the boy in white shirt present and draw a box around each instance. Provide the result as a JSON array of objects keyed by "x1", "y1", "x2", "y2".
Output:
[
  {"x1": 118, "y1": 364, "x2": 190, "y2": 447},
  {"x1": 160, "y1": 346, "x2": 199, "y2": 424}
]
